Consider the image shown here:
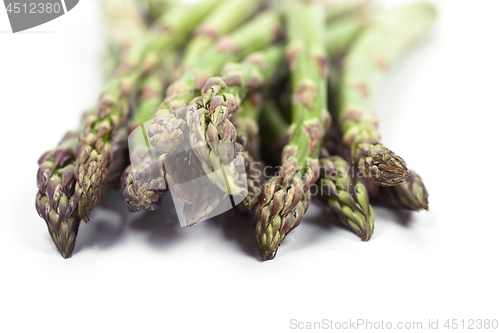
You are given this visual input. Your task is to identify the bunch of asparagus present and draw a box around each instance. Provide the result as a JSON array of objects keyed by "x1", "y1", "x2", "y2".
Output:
[{"x1": 35, "y1": 0, "x2": 435, "y2": 260}]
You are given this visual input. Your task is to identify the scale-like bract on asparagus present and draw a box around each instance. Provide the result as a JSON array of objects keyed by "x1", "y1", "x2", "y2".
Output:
[
  {"x1": 318, "y1": 149, "x2": 374, "y2": 241},
  {"x1": 121, "y1": 0, "x2": 262, "y2": 213},
  {"x1": 339, "y1": 2, "x2": 436, "y2": 187},
  {"x1": 75, "y1": 0, "x2": 222, "y2": 222},
  {"x1": 255, "y1": 0, "x2": 330, "y2": 261}
]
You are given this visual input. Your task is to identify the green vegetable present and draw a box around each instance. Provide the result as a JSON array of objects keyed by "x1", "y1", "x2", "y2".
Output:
[
  {"x1": 338, "y1": 2, "x2": 436, "y2": 187},
  {"x1": 255, "y1": 0, "x2": 329, "y2": 261}
]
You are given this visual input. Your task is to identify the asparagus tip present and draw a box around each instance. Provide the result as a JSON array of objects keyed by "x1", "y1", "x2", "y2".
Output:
[{"x1": 359, "y1": 143, "x2": 410, "y2": 187}]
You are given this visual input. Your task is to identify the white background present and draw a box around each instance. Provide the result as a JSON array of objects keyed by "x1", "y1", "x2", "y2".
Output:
[{"x1": 1, "y1": 0, "x2": 499, "y2": 332}]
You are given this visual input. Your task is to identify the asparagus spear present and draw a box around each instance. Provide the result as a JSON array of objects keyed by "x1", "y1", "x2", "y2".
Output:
[
  {"x1": 255, "y1": 0, "x2": 329, "y2": 261},
  {"x1": 318, "y1": 149, "x2": 374, "y2": 240},
  {"x1": 75, "y1": 0, "x2": 222, "y2": 222},
  {"x1": 338, "y1": 2, "x2": 436, "y2": 187},
  {"x1": 323, "y1": 123, "x2": 430, "y2": 213}
]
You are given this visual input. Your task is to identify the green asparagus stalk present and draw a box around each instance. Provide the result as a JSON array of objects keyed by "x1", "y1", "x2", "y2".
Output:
[
  {"x1": 318, "y1": 149, "x2": 374, "y2": 240},
  {"x1": 75, "y1": 0, "x2": 222, "y2": 222},
  {"x1": 122, "y1": 7, "x2": 275, "y2": 213},
  {"x1": 323, "y1": 121, "x2": 430, "y2": 213},
  {"x1": 35, "y1": 0, "x2": 162, "y2": 258},
  {"x1": 338, "y1": 2, "x2": 436, "y2": 187},
  {"x1": 255, "y1": 0, "x2": 329, "y2": 261}
]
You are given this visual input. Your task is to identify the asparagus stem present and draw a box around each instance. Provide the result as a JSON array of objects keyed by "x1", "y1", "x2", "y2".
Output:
[
  {"x1": 255, "y1": 0, "x2": 329, "y2": 261},
  {"x1": 34, "y1": 0, "x2": 170, "y2": 258},
  {"x1": 339, "y1": 2, "x2": 436, "y2": 187},
  {"x1": 75, "y1": 0, "x2": 222, "y2": 222}
]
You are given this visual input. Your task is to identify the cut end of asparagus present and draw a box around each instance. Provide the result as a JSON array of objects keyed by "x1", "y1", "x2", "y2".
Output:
[{"x1": 359, "y1": 143, "x2": 410, "y2": 187}]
